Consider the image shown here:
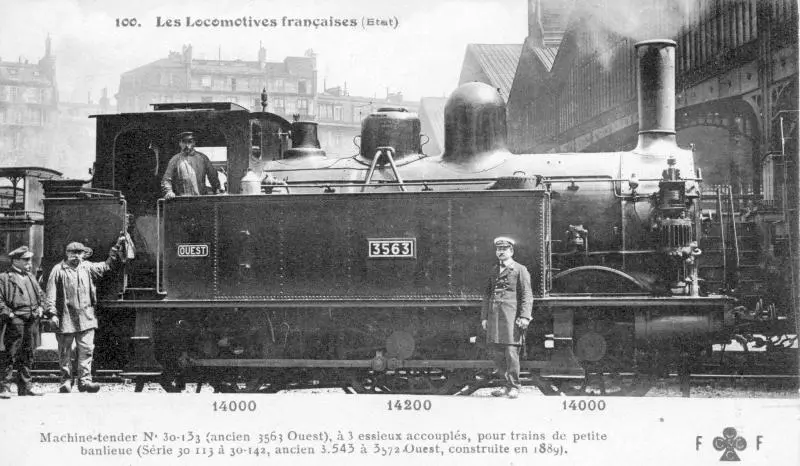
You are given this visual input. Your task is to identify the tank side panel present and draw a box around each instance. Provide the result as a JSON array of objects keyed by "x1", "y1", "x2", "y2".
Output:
[{"x1": 163, "y1": 192, "x2": 549, "y2": 300}]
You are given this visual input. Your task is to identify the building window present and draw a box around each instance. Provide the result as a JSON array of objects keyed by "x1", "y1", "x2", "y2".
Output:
[
  {"x1": 298, "y1": 80, "x2": 309, "y2": 95},
  {"x1": 10, "y1": 87, "x2": 18, "y2": 101},
  {"x1": 333, "y1": 106, "x2": 343, "y2": 121},
  {"x1": 200, "y1": 76, "x2": 212, "y2": 89},
  {"x1": 231, "y1": 78, "x2": 237, "y2": 91},
  {"x1": 297, "y1": 98, "x2": 309, "y2": 115},
  {"x1": 317, "y1": 103, "x2": 334, "y2": 120},
  {"x1": 273, "y1": 96, "x2": 285, "y2": 114},
  {"x1": 268, "y1": 78, "x2": 284, "y2": 92},
  {"x1": 28, "y1": 108, "x2": 42, "y2": 126}
]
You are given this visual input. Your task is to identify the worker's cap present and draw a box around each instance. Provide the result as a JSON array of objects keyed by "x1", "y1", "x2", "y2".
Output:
[
  {"x1": 8, "y1": 246, "x2": 33, "y2": 260},
  {"x1": 178, "y1": 131, "x2": 195, "y2": 142},
  {"x1": 493, "y1": 237, "x2": 516, "y2": 248},
  {"x1": 65, "y1": 242, "x2": 92, "y2": 256}
]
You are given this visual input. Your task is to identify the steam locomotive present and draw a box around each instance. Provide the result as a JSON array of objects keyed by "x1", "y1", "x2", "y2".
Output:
[{"x1": 37, "y1": 40, "x2": 789, "y2": 396}]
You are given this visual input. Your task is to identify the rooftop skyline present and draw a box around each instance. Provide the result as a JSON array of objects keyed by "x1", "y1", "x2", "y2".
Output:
[{"x1": 0, "y1": 0, "x2": 528, "y2": 103}]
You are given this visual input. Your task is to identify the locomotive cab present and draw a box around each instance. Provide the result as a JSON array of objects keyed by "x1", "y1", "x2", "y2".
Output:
[{"x1": 77, "y1": 103, "x2": 294, "y2": 291}]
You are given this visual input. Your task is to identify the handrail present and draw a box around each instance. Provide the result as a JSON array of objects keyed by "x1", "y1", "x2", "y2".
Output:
[
  {"x1": 716, "y1": 187, "x2": 727, "y2": 291},
  {"x1": 155, "y1": 198, "x2": 166, "y2": 295},
  {"x1": 120, "y1": 198, "x2": 128, "y2": 294},
  {"x1": 0, "y1": 210, "x2": 45, "y2": 220},
  {"x1": 726, "y1": 186, "x2": 741, "y2": 283},
  {"x1": 283, "y1": 175, "x2": 702, "y2": 187}
]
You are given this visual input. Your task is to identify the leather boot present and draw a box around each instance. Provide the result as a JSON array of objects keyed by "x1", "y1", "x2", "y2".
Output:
[
  {"x1": 59, "y1": 382, "x2": 72, "y2": 394},
  {"x1": 0, "y1": 385, "x2": 11, "y2": 399},
  {"x1": 491, "y1": 387, "x2": 510, "y2": 397},
  {"x1": 78, "y1": 381, "x2": 101, "y2": 393},
  {"x1": 18, "y1": 384, "x2": 43, "y2": 396}
]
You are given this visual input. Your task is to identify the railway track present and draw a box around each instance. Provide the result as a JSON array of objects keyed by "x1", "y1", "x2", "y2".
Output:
[{"x1": 27, "y1": 368, "x2": 798, "y2": 397}]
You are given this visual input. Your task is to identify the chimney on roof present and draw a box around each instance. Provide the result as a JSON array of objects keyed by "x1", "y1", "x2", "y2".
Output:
[
  {"x1": 258, "y1": 43, "x2": 266, "y2": 69},
  {"x1": 182, "y1": 44, "x2": 193, "y2": 65},
  {"x1": 528, "y1": 0, "x2": 546, "y2": 47},
  {"x1": 100, "y1": 88, "x2": 110, "y2": 113},
  {"x1": 38, "y1": 36, "x2": 57, "y2": 84}
]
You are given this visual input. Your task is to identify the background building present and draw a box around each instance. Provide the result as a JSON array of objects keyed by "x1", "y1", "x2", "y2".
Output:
[
  {"x1": 508, "y1": 0, "x2": 797, "y2": 198},
  {"x1": 115, "y1": 45, "x2": 420, "y2": 158},
  {"x1": 0, "y1": 37, "x2": 58, "y2": 169},
  {"x1": 458, "y1": 44, "x2": 522, "y2": 103},
  {"x1": 115, "y1": 45, "x2": 317, "y2": 116}
]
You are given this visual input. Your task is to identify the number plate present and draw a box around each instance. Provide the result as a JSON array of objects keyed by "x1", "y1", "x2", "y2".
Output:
[
  {"x1": 368, "y1": 238, "x2": 416, "y2": 258},
  {"x1": 177, "y1": 244, "x2": 209, "y2": 257}
]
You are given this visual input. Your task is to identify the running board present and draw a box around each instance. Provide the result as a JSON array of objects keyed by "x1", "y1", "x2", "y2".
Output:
[{"x1": 190, "y1": 358, "x2": 584, "y2": 377}]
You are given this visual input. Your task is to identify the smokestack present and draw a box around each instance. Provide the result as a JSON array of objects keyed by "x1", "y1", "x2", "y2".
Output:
[
  {"x1": 635, "y1": 39, "x2": 677, "y2": 154},
  {"x1": 284, "y1": 121, "x2": 325, "y2": 159}
]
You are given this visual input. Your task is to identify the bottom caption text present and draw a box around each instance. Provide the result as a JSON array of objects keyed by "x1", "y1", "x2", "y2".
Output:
[{"x1": 40, "y1": 428, "x2": 606, "y2": 459}]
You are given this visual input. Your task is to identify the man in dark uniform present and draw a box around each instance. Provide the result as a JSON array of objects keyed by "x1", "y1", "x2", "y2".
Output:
[
  {"x1": 481, "y1": 237, "x2": 533, "y2": 399},
  {"x1": 161, "y1": 131, "x2": 222, "y2": 199},
  {"x1": 0, "y1": 246, "x2": 45, "y2": 397}
]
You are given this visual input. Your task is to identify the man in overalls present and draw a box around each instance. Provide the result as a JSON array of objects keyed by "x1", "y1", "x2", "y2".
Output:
[{"x1": 481, "y1": 237, "x2": 533, "y2": 399}]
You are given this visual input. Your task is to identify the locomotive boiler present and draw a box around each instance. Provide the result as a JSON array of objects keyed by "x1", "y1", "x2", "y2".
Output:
[{"x1": 39, "y1": 40, "x2": 739, "y2": 396}]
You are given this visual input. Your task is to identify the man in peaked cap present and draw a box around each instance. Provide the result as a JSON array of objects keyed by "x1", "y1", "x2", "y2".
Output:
[
  {"x1": 161, "y1": 131, "x2": 222, "y2": 199},
  {"x1": 481, "y1": 236, "x2": 533, "y2": 399},
  {"x1": 45, "y1": 239, "x2": 125, "y2": 394},
  {"x1": 0, "y1": 246, "x2": 45, "y2": 397}
]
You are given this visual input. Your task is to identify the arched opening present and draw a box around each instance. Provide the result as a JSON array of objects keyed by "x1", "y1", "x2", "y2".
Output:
[{"x1": 677, "y1": 125, "x2": 755, "y2": 193}]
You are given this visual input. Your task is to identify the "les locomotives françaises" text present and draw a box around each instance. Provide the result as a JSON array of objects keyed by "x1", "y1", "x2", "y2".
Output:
[{"x1": 155, "y1": 16, "x2": 358, "y2": 28}]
